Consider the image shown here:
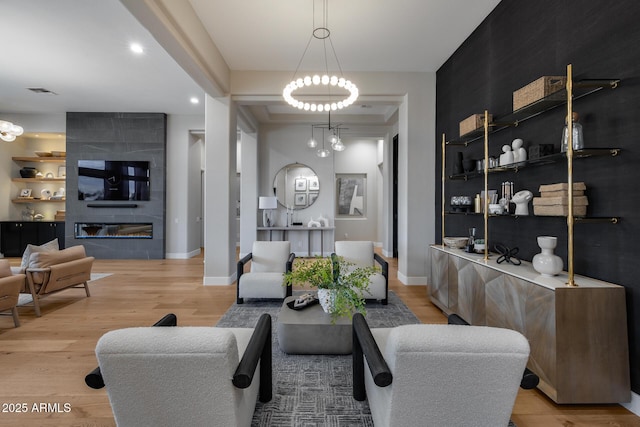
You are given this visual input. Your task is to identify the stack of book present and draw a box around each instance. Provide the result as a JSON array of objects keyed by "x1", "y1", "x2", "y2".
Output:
[{"x1": 533, "y1": 182, "x2": 588, "y2": 216}]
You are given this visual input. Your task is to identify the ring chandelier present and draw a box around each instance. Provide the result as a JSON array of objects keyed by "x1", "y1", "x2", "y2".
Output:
[
  {"x1": 282, "y1": 74, "x2": 358, "y2": 112},
  {"x1": 282, "y1": 0, "x2": 358, "y2": 112}
]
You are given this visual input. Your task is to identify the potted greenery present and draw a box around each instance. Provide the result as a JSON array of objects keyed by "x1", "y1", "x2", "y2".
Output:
[{"x1": 283, "y1": 254, "x2": 378, "y2": 320}]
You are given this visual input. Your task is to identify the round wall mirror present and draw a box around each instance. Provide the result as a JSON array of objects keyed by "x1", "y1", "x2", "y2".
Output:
[{"x1": 273, "y1": 163, "x2": 320, "y2": 209}]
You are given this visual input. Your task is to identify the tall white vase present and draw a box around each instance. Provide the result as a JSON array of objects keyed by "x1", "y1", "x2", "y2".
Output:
[{"x1": 532, "y1": 236, "x2": 563, "y2": 277}]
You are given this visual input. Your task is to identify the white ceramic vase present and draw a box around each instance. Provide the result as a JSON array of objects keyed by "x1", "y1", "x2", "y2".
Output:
[
  {"x1": 317, "y1": 288, "x2": 335, "y2": 313},
  {"x1": 532, "y1": 236, "x2": 563, "y2": 277}
]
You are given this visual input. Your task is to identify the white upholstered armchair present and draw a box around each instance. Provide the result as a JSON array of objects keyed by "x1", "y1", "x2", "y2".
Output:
[
  {"x1": 334, "y1": 240, "x2": 388, "y2": 304},
  {"x1": 237, "y1": 241, "x2": 294, "y2": 304},
  {"x1": 352, "y1": 313, "x2": 530, "y2": 427},
  {"x1": 89, "y1": 313, "x2": 272, "y2": 427}
]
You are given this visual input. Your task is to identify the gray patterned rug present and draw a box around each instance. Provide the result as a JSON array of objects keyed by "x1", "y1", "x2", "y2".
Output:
[
  {"x1": 217, "y1": 291, "x2": 419, "y2": 426},
  {"x1": 218, "y1": 292, "x2": 518, "y2": 427}
]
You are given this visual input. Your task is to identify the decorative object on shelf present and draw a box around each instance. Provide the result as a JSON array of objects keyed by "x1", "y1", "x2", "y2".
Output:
[
  {"x1": 19, "y1": 188, "x2": 32, "y2": 198},
  {"x1": 33, "y1": 213, "x2": 44, "y2": 221},
  {"x1": 512, "y1": 138, "x2": 527, "y2": 162},
  {"x1": 443, "y1": 236, "x2": 468, "y2": 249},
  {"x1": 499, "y1": 181, "x2": 514, "y2": 214},
  {"x1": 282, "y1": 0, "x2": 358, "y2": 112},
  {"x1": 532, "y1": 236, "x2": 563, "y2": 277},
  {"x1": 462, "y1": 158, "x2": 475, "y2": 173},
  {"x1": 307, "y1": 218, "x2": 321, "y2": 228},
  {"x1": 499, "y1": 144, "x2": 514, "y2": 166},
  {"x1": 51, "y1": 151, "x2": 66, "y2": 157},
  {"x1": 474, "y1": 194, "x2": 482, "y2": 213},
  {"x1": 58, "y1": 166, "x2": 66, "y2": 178},
  {"x1": 35, "y1": 171, "x2": 44, "y2": 178},
  {"x1": 473, "y1": 239, "x2": 485, "y2": 253},
  {"x1": 529, "y1": 144, "x2": 554, "y2": 160},
  {"x1": 561, "y1": 111, "x2": 584, "y2": 152},
  {"x1": 494, "y1": 244, "x2": 521, "y2": 265},
  {"x1": 259, "y1": 196, "x2": 278, "y2": 227},
  {"x1": 21, "y1": 206, "x2": 35, "y2": 221},
  {"x1": 453, "y1": 152, "x2": 463, "y2": 174},
  {"x1": 19, "y1": 167, "x2": 37, "y2": 178},
  {"x1": 317, "y1": 214, "x2": 329, "y2": 227},
  {"x1": 465, "y1": 227, "x2": 476, "y2": 253},
  {"x1": 283, "y1": 255, "x2": 376, "y2": 321},
  {"x1": 45, "y1": 172, "x2": 54, "y2": 178},
  {"x1": 40, "y1": 189, "x2": 52, "y2": 200},
  {"x1": 450, "y1": 195, "x2": 473, "y2": 212},
  {"x1": 0, "y1": 119, "x2": 23, "y2": 142},
  {"x1": 533, "y1": 182, "x2": 588, "y2": 216},
  {"x1": 488, "y1": 203, "x2": 504, "y2": 215},
  {"x1": 512, "y1": 76, "x2": 566, "y2": 111},
  {"x1": 511, "y1": 190, "x2": 533, "y2": 215},
  {"x1": 35, "y1": 151, "x2": 52, "y2": 157},
  {"x1": 480, "y1": 190, "x2": 497, "y2": 212}
]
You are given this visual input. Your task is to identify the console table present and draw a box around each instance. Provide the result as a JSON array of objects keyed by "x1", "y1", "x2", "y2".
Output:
[
  {"x1": 257, "y1": 226, "x2": 335, "y2": 257},
  {"x1": 429, "y1": 244, "x2": 630, "y2": 404}
]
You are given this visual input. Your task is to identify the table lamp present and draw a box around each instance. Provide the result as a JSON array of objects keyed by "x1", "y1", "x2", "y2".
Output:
[{"x1": 259, "y1": 196, "x2": 278, "y2": 227}]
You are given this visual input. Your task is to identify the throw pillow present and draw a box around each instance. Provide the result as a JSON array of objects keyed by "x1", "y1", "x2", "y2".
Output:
[
  {"x1": 0, "y1": 259, "x2": 12, "y2": 278},
  {"x1": 21, "y1": 238, "x2": 59, "y2": 268},
  {"x1": 28, "y1": 245, "x2": 86, "y2": 269}
]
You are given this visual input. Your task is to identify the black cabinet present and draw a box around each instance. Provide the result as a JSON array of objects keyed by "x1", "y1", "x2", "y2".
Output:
[{"x1": 0, "y1": 221, "x2": 65, "y2": 257}]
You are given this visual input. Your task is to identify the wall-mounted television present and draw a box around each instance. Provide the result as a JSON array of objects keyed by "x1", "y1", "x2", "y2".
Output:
[{"x1": 78, "y1": 160, "x2": 150, "y2": 201}]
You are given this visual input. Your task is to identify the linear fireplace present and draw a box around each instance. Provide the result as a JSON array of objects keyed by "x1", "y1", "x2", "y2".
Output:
[{"x1": 75, "y1": 223, "x2": 152, "y2": 239}]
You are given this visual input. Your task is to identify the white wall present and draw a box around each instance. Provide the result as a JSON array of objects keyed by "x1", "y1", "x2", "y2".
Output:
[{"x1": 165, "y1": 114, "x2": 205, "y2": 259}]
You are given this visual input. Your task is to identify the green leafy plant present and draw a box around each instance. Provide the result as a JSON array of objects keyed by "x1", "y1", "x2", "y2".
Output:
[{"x1": 283, "y1": 254, "x2": 378, "y2": 320}]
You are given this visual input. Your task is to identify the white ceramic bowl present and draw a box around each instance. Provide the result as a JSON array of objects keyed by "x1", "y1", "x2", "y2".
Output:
[{"x1": 443, "y1": 237, "x2": 468, "y2": 249}]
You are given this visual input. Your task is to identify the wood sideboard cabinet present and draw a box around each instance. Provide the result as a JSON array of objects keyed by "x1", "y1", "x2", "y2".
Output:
[
  {"x1": 0, "y1": 221, "x2": 65, "y2": 257},
  {"x1": 429, "y1": 244, "x2": 630, "y2": 404}
]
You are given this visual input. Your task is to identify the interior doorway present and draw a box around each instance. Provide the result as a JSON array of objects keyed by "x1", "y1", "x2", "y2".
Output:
[{"x1": 392, "y1": 134, "x2": 398, "y2": 258}]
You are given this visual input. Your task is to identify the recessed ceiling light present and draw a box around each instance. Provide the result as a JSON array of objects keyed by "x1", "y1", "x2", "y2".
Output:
[
  {"x1": 130, "y1": 43, "x2": 144, "y2": 54},
  {"x1": 190, "y1": 97, "x2": 200, "y2": 104}
]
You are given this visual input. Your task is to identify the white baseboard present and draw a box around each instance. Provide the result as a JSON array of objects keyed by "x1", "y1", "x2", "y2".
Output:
[
  {"x1": 203, "y1": 273, "x2": 236, "y2": 286},
  {"x1": 622, "y1": 391, "x2": 640, "y2": 417},
  {"x1": 397, "y1": 271, "x2": 427, "y2": 285},
  {"x1": 165, "y1": 248, "x2": 202, "y2": 259}
]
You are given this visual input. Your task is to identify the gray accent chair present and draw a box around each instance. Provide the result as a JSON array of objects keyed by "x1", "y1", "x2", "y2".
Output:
[
  {"x1": 352, "y1": 313, "x2": 529, "y2": 427},
  {"x1": 334, "y1": 240, "x2": 388, "y2": 304},
  {"x1": 237, "y1": 241, "x2": 294, "y2": 304}
]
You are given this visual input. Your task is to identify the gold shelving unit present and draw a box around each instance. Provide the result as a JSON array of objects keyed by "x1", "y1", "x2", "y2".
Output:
[{"x1": 441, "y1": 64, "x2": 620, "y2": 279}]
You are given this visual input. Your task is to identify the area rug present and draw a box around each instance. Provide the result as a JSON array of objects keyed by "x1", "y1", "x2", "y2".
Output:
[
  {"x1": 17, "y1": 272, "x2": 112, "y2": 306},
  {"x1": 217, "y1": 291, "x2": 419, "y2": 426}
]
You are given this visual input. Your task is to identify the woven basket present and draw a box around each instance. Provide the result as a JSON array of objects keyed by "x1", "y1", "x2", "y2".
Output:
[
  {"x1": 513, "y1": 76, "x2": 566, "y2": 111},
  {"x1": 459, "y1": 113, "x2": 492, "y2": 137}
]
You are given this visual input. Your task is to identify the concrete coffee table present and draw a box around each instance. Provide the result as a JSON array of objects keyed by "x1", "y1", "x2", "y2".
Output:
[{"x1": 277, "y1": 296, "x2": 352, "y2": 354}]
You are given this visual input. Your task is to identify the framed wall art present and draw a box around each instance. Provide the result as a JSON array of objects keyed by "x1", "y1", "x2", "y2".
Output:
[
  {"x1": 294, "y1": 192, "x2": 307, "y2": 206},
  {"x1": 295, "y1": 178, "x2": 307, "y2": 191},
  {"x1": 336, "y1": 174, "x2": 366, "y2": 217}
]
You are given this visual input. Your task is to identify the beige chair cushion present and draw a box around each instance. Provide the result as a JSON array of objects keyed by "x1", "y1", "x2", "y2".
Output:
[
  {"x1": 0, "y1": 260, "x2": 12, "y2": 278},
  {"x1": 28, "y1": 245, "x2": 86, "y2": 269},
  {"x1": 21, "y1": 238, "x2": 59, "y2": 268},
  {"x1": 250, "y1": 241, "x2": 290, "y2": 273}
]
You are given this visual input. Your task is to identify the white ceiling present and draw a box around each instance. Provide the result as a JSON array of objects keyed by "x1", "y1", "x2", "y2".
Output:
[{"x1": 0, "y1": 0, "x2": 501, "y2": 125}]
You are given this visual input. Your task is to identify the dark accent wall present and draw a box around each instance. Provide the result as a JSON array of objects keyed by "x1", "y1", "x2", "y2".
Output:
[
  {"x1": 436, "y1": 0, "x2": 640, "y2": 394},
  {"x1": 65, "y1": 113, "x2": 166, "y2": 259}
]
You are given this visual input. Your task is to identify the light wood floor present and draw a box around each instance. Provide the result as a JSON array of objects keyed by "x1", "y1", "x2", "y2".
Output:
[{"x1": 0, "y1": 252, "x2": 638, "y2": 427}]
